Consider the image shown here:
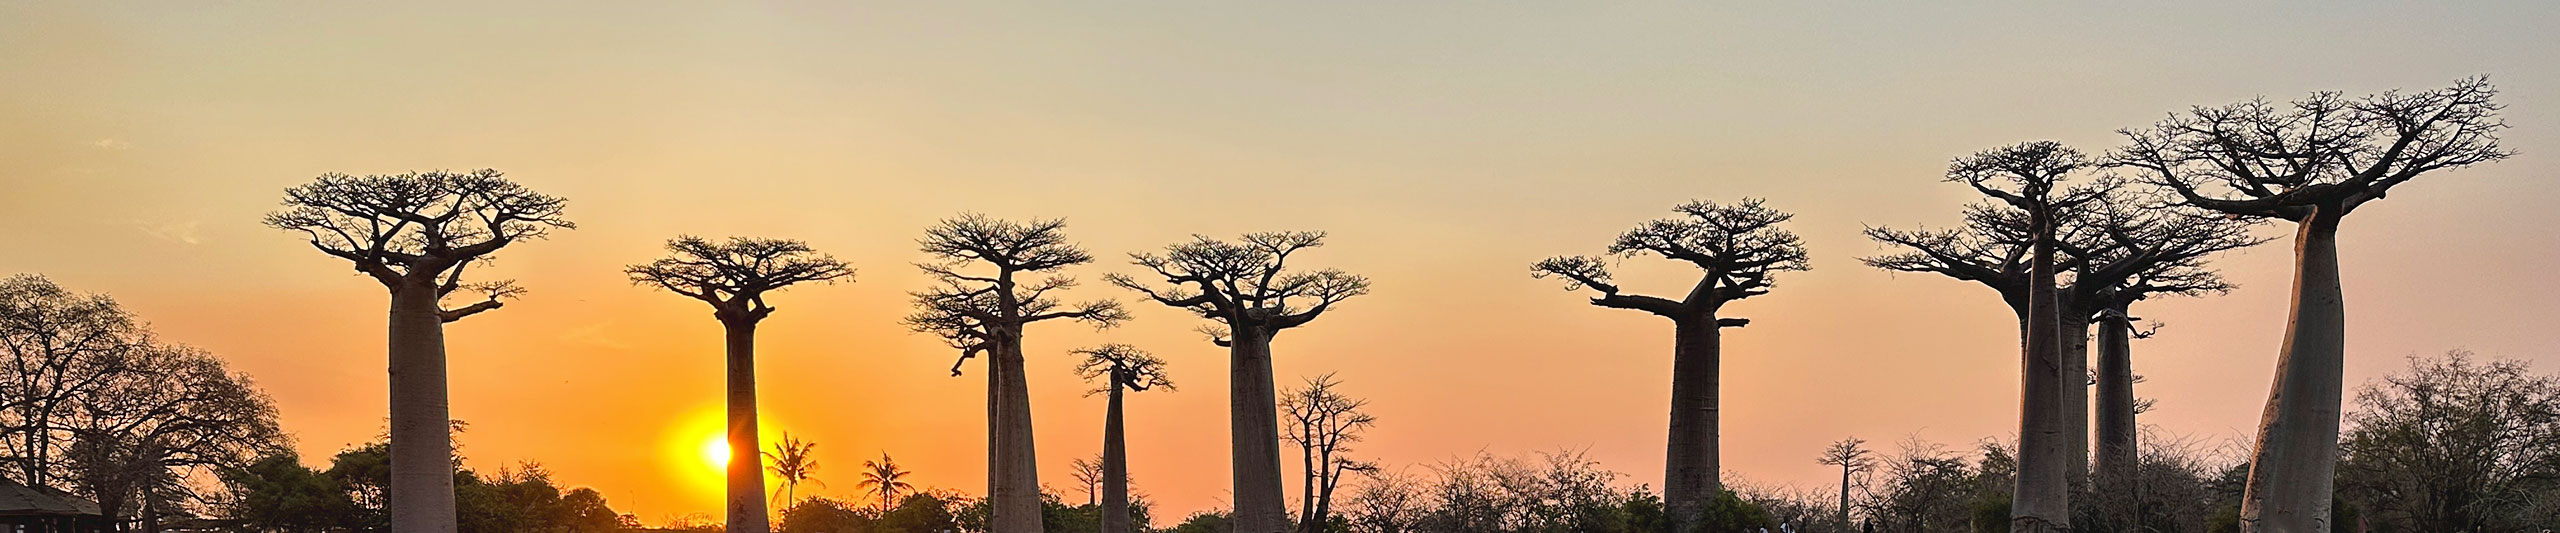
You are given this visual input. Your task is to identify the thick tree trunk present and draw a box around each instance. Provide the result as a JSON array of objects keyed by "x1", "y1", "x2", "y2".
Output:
[
  {"x1": 1102, "y1": 385, "x2": 1133, "y2": 533},
  {"x1": 2012, "y1": 221, "x2": 2070, "y2": 533},
  {"x1": 724, "y1": 319, "x2": 771, "y2": 533},
  {"x1": 387, "y1": 285, "x2": 458, "y2": 533},
  {"x1": 2094, "y1": 305, "x2": 2139, "y2": 527},
  {"x1": 992, "y1": 334, "x2": 1045, "y2": 533},
  {"x1": 2240, "y1": 215, "x2": 2346, "y2": 533},
  {"x1": 1230, "y1": 328, "x2": 1288, "y2": 533},
  {"x1": 2061, "y1": 309, "x2": 2091, "y2": 492},
  {"x1": 1664, "y1": 316, "x2": 1722, "y2": 531},
  {"x1": 142, "y1": 487, "x2": 161, "y2": 533}
]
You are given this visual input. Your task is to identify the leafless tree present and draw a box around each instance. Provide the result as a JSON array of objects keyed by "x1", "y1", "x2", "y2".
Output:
[
  {"x1": 1818, "y1": 437, "x2": 1875, "y2": 530},
  {"x1": 1282, "y1": 373, "x2": 1377, "y2": 533},
  {"x1": 1109, "y1": 231, "x2": 1368, "y2": 533},
  {"x1": 1075, "y1": 344, "x2": 1173, "y2": 533},
  {"x1": 2110, "y1": 77, "x2": 2511, "y2": 532},
  {"x1": 905, "y1": 215, "x2": 1126, "y2": 533},
  {"x1": 627, "y1": 235, "x2": 852, "y2": 533},
  {"x1": 263, "y1": 169, "x2": 571, "y2": 532},
  {"x1": 1530, "y1": 198, "x2": 1808, "y2": 530}
]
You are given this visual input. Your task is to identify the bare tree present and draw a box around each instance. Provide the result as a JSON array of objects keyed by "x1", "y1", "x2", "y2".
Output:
[
  {"x1": 2111, "y1": 78, "x2": 2511, "y2": 532},
  {"x1": 1075, "y1": 344, "x2": 1173, "y2": 533},
  {"x1": 1817, "y1": 437, "x2": 1875, "y2": 530},
  {"x1": 1530, "y1": 198, "x2": 1808, "y2": 531},
  {"x1": 628, "y1": 235, "x2": 854, "y2": 533},
  {"x1": 263, "y1": 169, "x2": 571, "y2": 532},
  {"x1": 906, "y1": 215, "x2": 1126, "y2": 533},
  {"x1": 1282, "y1": 373, "x2": 1376, "y2": 533},
  {"x1": 1109, "y1": 231, "x2": 1369, "y2": 533}
]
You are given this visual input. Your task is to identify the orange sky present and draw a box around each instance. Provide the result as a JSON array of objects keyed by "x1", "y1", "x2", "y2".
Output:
[{"x1": 6, "y1": 2, "x2": 2560, "y2": 525}]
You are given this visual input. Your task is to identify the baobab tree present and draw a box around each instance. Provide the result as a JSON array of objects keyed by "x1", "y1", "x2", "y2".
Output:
[
  {"x1": 2072, "y1": 201, "x2": 2260, "y2": 520},
  {"x1": 1281, "y1": 373, "x2": 1375, "y2": 533},
  {"x1": 1530, "y1": 198, "x2": 1808, "y2": 530},
  {"x1": 904, "y1": 215, "x2": 1126, "y2": 533},
  {"x1": 2110, "y1": 78, "x2": 2511, "y2": 533},
  {"x1": 627, "y1": 235, "x2": 854, "y2": 533},
  {"x1": 1075, "y1": 344, "x2": 1173, "y2": 533},
  {"x1": 264, "y1": 169, "x2": 571, "y2": 533},
  {"x1": 1108, "y1": 231, "x2": 1369, "y2": 533},
  {"x1": 1816, "y1": 437, "x2": 1874, "y2": 530}
]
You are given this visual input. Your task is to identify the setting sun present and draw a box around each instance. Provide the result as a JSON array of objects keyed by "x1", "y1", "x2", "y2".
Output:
[{"x1": 700, "y1": 435, "x2": 731, "y2": 472}]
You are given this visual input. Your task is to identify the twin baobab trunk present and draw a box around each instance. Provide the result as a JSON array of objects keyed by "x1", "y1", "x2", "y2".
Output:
[
  {"x1": 386, "y1": 284, "x2": 457, "y2": 533},
  {"x1": 1102, "y1": 383, "x2": 1134, "y2": 533},
  {"x1": 2094, "y1": 305, "x2": 2139, "y2": 524},
  {"x1": 1664, "y1": 315, "x2": 1724, "y2": 528},
  {"x1": 993, "y1": 335, "x2": 1043, "y2": 533},
  {"x1": 2240, "y1": 215, "x2": 2346, "y2": 533},
  {"x1": 2013, "y1": 215, "x2": 2070, "y2": 533},
  {"x1": 723, "y1": 318, "x2": 771, "y2": 533},
  {"x1": 2061, "y1": 312, "x2": 2090, "y2": 492},
  {"x1": 1230, "y1": 328, "x2": 1288, "y2": 533}
]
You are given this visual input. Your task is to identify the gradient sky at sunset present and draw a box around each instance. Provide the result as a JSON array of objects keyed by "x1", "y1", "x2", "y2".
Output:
[{"x1": 6, "y1": 1, "x2": 2559, "y2": 525}]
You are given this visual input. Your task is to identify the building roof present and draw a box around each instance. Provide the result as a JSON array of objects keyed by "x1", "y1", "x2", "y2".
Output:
[{"x1": 0, "y1": 477, "x2": 101, "y2": 517}]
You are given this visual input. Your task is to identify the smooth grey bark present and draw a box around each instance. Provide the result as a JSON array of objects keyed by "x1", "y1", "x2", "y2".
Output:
[
  {"x1": 386, "y1": 284, "x2": 457, "y2": 533},
  {"x1": 2060, "y1": 311, "x2": 2091, "y2": 491},
  {"x1": 2094, "y1": 305, "x2": 2139, "y2": 524},
  {"x1": 1665, "y1": 316, "x2": 1723, "y2": 529},
  {"x1": 1231, "y1": 327, "x2": 1287, "y2": 533},
  {"x1": 992, "y1": 331, "x2": 1043, "y2": 533},
  {"x1": 1102, "y1": 384, "x2": 1133, "y2": 533},
  {"x1": 723, "y1": 319, "x2": 771, "y2": 533},
  {"x1": 2012, "y1": 215, "x2": 2069, "y2": 533},
  {"x1": 2239, "y1": 215, "x2": 2345, "y2": 533}
]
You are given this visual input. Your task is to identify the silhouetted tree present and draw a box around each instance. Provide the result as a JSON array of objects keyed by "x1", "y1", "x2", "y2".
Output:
[
  {"x1": 0, "y1": 274, "x2": 149, "y2": 489},
  {"x1": 68, "y1": 343, "x2": 287, "y2": 531},
  {"x1": 858, "y1": 453, "x2": 914, "y2": 514},
  {"x1": 263, "y1": 169, "x2": 572, "y2": 532},
  {"x1": 2336, "y1": 350, "x2": 2560, "y2": 531},
  {"x1": 628, "y1": 235, "x2": 852, "y2": 533},
  {"x1": 2111, "y1": 78, "x2": 2511, "y2": 532},
  {"x1": 1283, "y1": 373, "x2": 1376, "y2": 533},
  {"x1": 1109, "y1": 231, "x2": 1369, "y2": 533},
  {"x1": 905, "y1": 215, "x2": 1126, "y2": 533},
  {"x1": 1531, "y1": 198, "x2": 1808, "y2": 531},
  {"x1": 1818, "y1": 438, "x2": 1875, "y2": 530},
  {"x1": 1075, "y1": 344, "x2": 1173, "y2": 533},
  {"x1": 765, "y1": 433, "x2": 821, "y2": 508}
]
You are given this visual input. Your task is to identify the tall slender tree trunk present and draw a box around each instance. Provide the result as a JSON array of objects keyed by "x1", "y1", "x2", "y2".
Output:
[
  {"x1": 2061, "y1": 308, "x2": 2091, "y2": 492},
  {"x1": 1102, "y1": 383, "x2": 1134, "y2": 533},
  {"x1": 1665, "y1": 315, "x2": 1722, "y2": 532},
  {"x1": 2094, "y1": 305, "x2": 2139, "y2": 528},
  {"x1": 142, "y1": 486, "x2": 162, "y2": 533},
  {"x1": 1838, "y1": 466, "x2": 1852, "y2": 529},
  {"x1": 724, "y1": 319, "x2": 771, "y2": 533},
  {"x1": 987, "y1": 345, "x2": 1002, "y2": 506},
  {"x1": 992, "y1": 333, "x2": 1045, "y2": 533},
  {"x1": 2240, "y1": 214, "x2": 2346, "y2": 533},
  {"x1": 1231, "y1": 327, "x2": 1288, "y2": 533},
  {"x1": 2013, "y1": 217, "x2": 2070, "y2": 533},
  {"x1": 386, "y1": 284, "x2": 457, "y2": 533}
]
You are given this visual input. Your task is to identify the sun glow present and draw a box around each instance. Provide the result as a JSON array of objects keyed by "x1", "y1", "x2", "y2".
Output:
[{"x1": 700, "y1": 435, "x2": 730, "y2": 472}]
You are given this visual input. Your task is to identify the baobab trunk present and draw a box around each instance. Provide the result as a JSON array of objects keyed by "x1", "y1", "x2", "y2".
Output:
[
  {"x1": 1230, "y1": 327, "x2": 1288, "y2": 533},
  {"x1": 2012, "y1": 219, "x2": 2070, "y2": 533},
  {"x1": 2060, "y1": 310, "x2": 2091, "y2": 491},
  {"x1": 2239, "y1": 214, "x2": 2345, "y2": 533},
  {"x1": 2094, "y1": 305, "x2": 2138, "y2": 524},
  {"x1": 1102, "y1": 384, "x2": 1133, "y2": 533},
  {"x1": 992, "y1": 336, "x2": 1044, "y2": 533},
  {"x1": 1664, "y1": 315, "x2": 1722, "y2": 531},
  {"x1": 386, "y1": 284, "x2": 458, "y2": 533},
  {"x1": 724, "y1": 319, "x2": 771, "y2": 533}
]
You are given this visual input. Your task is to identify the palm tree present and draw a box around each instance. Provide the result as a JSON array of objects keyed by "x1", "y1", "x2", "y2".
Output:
[
  {"x1": 859, "y1": 453, "x2": 914, "y2": 512},
  {"x1": 265, "y1": 170, "x2": 573, "y2": 532},
  {"x1": 765, "y1": 433, "x2": 821, "y2": 508},
  {"x1": 628, "y1": 236, "x2": 854, "y2": 533}
]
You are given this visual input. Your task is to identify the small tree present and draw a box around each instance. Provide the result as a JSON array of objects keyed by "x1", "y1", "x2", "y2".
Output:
[
  {"x1": 2112, "y1": 78, "x2": 2511, "y2": 531},
  {"x1": 858, "y1": 453, "x2": 915, "y2": 513},
  {"x1": 1282, "y1": 373, "x2": 1377, "y2": 533},
  {"x1": 628, "y1": 235, "x2": 853, "y2": 533},
  {"x1": 905, "y1": 215, "x2": 1126, "y2": 533},
  {"x1": 1531, "y1": 198, "x2": 1808, "y2": 531},
  {"x1": 1109, "y1": 231, "x2": 1368, "y2": 533},
  {"x1": 765, "y1": 433, "x2": 821, "y2": 508},
  {"x1": 1817, "y1": 437, "x2": 1874, "y2": 530},
  {"x1": 1075, "y1": 344, "x2": 1173, "y2": 533},
  {"x1": 264, "y1": 169, "x2": 571, "y2": 532}
]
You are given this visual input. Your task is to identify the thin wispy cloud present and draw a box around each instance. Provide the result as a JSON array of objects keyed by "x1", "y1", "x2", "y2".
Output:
[
  {"x1": 89, "y1": 138, "x2": 130, "y2": 150},
  {"x1": 136, "y1": 220, "x2": 201, "y2": 245}
]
